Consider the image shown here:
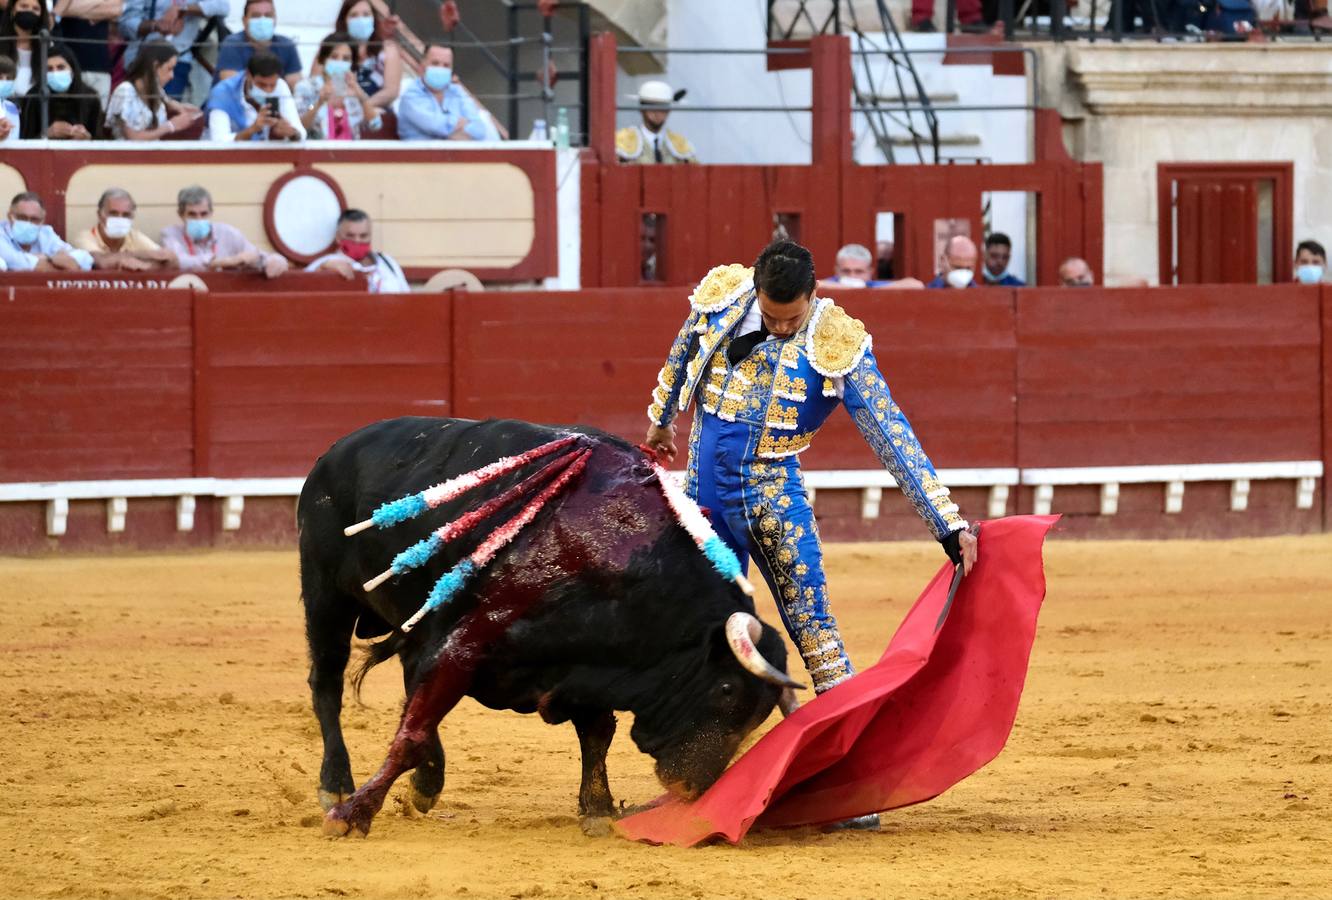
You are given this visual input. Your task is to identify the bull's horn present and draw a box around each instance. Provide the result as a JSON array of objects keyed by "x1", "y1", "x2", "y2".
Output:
[{"x1": 724, "y1": 612, "x2": 804, "y2": 690}]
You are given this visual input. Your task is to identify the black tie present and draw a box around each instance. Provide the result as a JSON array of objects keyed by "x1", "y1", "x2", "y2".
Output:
[
  {"x1": 727, "y1": 326, "x2": 769, "y2": 366},
  {"x1": 654, "y1": 136, "x2": 664, "y2": 163}
]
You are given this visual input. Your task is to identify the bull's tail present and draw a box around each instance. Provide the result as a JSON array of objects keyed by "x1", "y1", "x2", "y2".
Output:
[{"x1": 350, "y1": 630, "x2": 408, "y2": 702}]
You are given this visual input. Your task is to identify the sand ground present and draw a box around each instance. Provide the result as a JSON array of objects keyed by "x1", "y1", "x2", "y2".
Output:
[{"x1": 3, "y1": 533, "x2": 1330, "y2": 899}]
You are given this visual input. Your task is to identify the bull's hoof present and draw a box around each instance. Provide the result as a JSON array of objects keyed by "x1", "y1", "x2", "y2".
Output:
[
  {"x1": 322, "y1": 809, "x2": 369, "y2": 839},
  {"x1": 409, "y1": 785, "x2": 440, "y2": 815},
  {"x1": 318, "y1": 789, "x2": 350, "y2": 812},
  {"x1": 579, "y1": 815, "x2": 613, "y2": 838}
]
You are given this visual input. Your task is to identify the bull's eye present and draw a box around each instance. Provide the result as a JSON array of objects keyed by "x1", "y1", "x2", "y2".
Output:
[{"x1": 720, "y1": 682, "x2": 734, "y2": 697}]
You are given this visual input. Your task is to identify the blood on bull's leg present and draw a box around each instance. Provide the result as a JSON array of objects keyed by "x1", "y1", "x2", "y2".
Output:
[
  {"x1": 572, "y1": 710, "x2": 616, "y2": 819},
  {"x1": 324, "y1": 583, "x2": 544, "y2": 838},
  {"x1": 404, "y1": 665, "x2": 446, "y2": 814}
]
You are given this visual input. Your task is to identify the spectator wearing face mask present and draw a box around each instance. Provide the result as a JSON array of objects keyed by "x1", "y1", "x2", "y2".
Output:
[
  {"x1": 160, "y1": 183, "x2": 288, "y2": 278},
  {"x1": 294, "y1": 31, "x2": 381, "y2": 140},
  {"x1": 204, "y1": 50, "x2": 304, "y2": 141},
  {"x1": 76, "y1": 187, "x2": 179, "y2": 270},
  {"x1": 305, "y1": 208, "x2": 408, "y2": 293},
  {"x1": 1, "y1": 0, "x2": 52, "y2": 97},
  {"x1": 17, "y1": 41, "x2": 102, "y2": 139},
  {"x1": 215, "y1": 0, "x2": 302, "y2": 89},
  {"x1": 397, "y1": 43, "x2": 487, "y2": 141},
  {"x1": 0, "y1": 54, "x2": 20, "y2": 141},
  {"x1": 119, "y1": 0, "x2": 232, "y2": 99},
  {"x1": 1293, "y1": 240, "x2": 1327, "y2": 285},
  {"x1": 981, "y1": 233, "x2": 1025, "y2": 286},
  {"x1": 926, "y1": 235, "x2": 979, "y2": 289},
  {"x1": 333, "y1": 0, "x2": 402, "y2": 109},
  {"x1": 1058, "y1": 257, "x2": 1095, "y2": 287},
  {"x1": 0, "y1": 190, "x2": 92, "y2": 271}
]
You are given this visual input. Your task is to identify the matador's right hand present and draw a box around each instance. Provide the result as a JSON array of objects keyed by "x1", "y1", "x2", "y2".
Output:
[{"x1": 645, "y1": 423, "x2": 678, "y2": 463}]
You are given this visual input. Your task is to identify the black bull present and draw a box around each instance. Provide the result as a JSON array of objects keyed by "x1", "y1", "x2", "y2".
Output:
[{"x1": 298, "y1": 417, "x2": 797, "y2": 837}]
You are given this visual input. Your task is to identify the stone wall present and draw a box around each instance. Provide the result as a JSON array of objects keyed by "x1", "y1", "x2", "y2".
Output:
[{"x1": 1033, "y1": 42, "x2": 1332, "y2": 286}]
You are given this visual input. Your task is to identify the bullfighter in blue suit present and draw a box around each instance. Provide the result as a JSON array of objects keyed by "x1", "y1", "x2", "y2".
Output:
[{"x1": 645, "y1": 240, "x2": 978, "y2": 695}]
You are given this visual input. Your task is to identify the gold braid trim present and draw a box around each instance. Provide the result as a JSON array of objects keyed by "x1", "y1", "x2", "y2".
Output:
[
  {"x1": 688, "y1": 263, "x2": 754, "y2": 313},
  {"x1": 615, "y1": 126, "x2": 643, "y2": 160},
  {"x1": 805, "y1": 299, "x2": 872, "y2": 378}
]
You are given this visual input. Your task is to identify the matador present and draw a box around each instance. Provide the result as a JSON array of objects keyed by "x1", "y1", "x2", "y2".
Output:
[{"x1": 645, "y1": 240, "x2": 978, "y2": 695}]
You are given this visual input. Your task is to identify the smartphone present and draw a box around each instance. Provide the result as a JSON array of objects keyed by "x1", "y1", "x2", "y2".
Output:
[{"x1": 264, "y1": 97, "x2": 280, "y2": 117}]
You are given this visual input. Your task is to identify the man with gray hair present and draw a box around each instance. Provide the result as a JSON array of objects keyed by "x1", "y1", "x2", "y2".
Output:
[
  {"x1": 159, "y1": 184, "x2": 288, "y2": 279},
  {"x1": 76, "y1": 188, "x2": 179, "y2": 271},
  {"x1": 820, "y1": 242, "x2": 923, "y2": 289},
  {"x1": 0, "y1": 192, "x2": 91, "y2": 272}
]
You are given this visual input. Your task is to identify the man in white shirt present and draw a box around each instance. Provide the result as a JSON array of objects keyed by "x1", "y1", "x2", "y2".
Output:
[
  {"x1": 306, "y1": 209, "x2": 409, "y2": 294},
  {"x1": 0, "y1": 191, "x2": 93, "y2": 272}
]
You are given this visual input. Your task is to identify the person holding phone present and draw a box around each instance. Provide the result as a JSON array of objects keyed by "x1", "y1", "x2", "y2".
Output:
[
  {"x1": 294, "y1": 31, "x2": 382, "y2": 140},
  {"x1": 105, "y1": 39, "x2": 203, "y2": 140},
  {"x1": 203, "y1": 49, "x2": 304, "y2": 141}
]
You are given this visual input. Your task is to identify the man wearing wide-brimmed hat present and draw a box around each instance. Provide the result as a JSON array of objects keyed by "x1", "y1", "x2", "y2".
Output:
[{"x1": 616, "y1": 80, "x2": 696, "y2": 165}]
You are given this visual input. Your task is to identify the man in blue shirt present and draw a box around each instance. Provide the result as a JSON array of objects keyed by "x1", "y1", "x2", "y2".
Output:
[
  {"x1": 925, "y1": 235, "x2": 980, "y2": 289},
  {"x1": 215, "y1": 0, "x2": 303, "y2": 88},
  {"x1": 120, "y1": 0, "x2": 232, "y2": 98},
  {"x1": 981, "y1": 232, "x2": 1026, "y2": 286},
  {"x1": 398, "y1": 43, "x2": 487, "y2": 142},
  {"x1": 0, "y1": 192, "x2": 91, "y2": 272}
]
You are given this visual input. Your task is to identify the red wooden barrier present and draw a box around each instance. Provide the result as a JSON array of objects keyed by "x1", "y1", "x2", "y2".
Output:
[
  {"x1": 1323, "y1": 285, "x2": 1332, "y2": 530},
  {"x1": 0, "y1": 289, "x2": 194, "y2": 481},
  {"x1": 0, "y1": 270, "x2": 365, "y2": 293},
  {"x1": 200, "y1": 292, "x2": 453, "y2": 477},
  {"x1": 1016, "y1": 285, "x2": 1324, "y2": 469}
]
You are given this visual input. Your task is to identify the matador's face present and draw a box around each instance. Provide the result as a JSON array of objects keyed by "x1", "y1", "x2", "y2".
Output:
[{"x1": 757, "y1": 290, "x2": 812, "y2": 338}]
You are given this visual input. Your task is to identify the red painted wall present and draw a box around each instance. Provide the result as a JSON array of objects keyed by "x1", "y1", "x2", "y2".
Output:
[{"x1": 0, "y1": 283, "x2": 1326, "y2": 548}]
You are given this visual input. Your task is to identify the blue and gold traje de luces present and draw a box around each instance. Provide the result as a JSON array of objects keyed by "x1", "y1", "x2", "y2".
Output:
[{"x1": 648, "y1": 264, "x2": 968, "y2": 692}]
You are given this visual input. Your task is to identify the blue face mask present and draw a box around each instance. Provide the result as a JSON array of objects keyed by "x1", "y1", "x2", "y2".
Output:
[
  {"x1": 1296, "y1": 263, "x2": 1324, "y2": 285},
  {"x1": 10, "y1": 219, "x2": 40, "y2": 245},
  {"x1": 424, "y1": 66, "x2": 452, "y2": 91},
  {"x1": 346, "y1": 15, "x2": 375, "y2": 42},
  {"x1": 246, "y1": 16, "x2": 276, "y2": 42},
  {"x1": 185, "y1": 218, "x2": 212, "y2": 241},
  {"x1": 324, "y1": 58, "x2": 352, "y2": 79},
  {"x1": 0, "y1": 80, "x2": 14, "y2": 100},
  {"x1": 47, "y1": 69, "x2": 73, "y2": 94}
]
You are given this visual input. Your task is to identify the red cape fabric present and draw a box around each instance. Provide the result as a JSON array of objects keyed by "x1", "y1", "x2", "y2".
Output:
[{"x1": 615, "y1": 514, "x2": 1057, "y2": 847}]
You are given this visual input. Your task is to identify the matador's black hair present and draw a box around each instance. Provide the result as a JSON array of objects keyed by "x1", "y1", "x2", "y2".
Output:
[{"x1": 753, "y1": 239, "x2": 816, "y2": 304}]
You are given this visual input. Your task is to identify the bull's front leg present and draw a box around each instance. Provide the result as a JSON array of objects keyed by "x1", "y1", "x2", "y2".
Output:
[
  {"x1": 572, "y1": 710, "x2": 616, "y2": 818},
  {"x1": 325, "y1": 585, "x2": 541, "y2": 838}
]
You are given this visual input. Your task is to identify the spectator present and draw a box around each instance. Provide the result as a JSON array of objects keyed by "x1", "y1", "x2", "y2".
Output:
[
  {"x1": 17, "y1": 42, "x2": 102, "y2": 139},
  {"x1": 0, "y1": 190, "x2": 92, "y2": 270},
  {"x1": 0, "y1": 54, "x2": 19, "y2": 141},
  {"x1": 119, "y1": 0, "x2": 230, "y2": 99},
  {"x1": 981, "y1": 232, "x2": 1025, "y2": 286},
  {"x1": 910, "y1": 0, "x2": 982, "y2": 31},
  {"x1": 75, "y1": 187, "x2": 178, "y2": 270},
  {"x1": 160, "y1": 184, "x2": 288, "y2": 278},
  {"x1": 1058, "y1": 257, "x2": 1095, "y2": 287},
  {"x1": 204, "y1": 50, "x2": 303, "y2": 141},
  {"x1": 822, "y1": 243, "x2": 878, "y2": 287},
  {"x1": 1, "y1": 0, "x2": 53, "y2": 96},
  {"x1": 875, "y1": 240, "x2": 893, "y2": 281},
  {"x1": 1294, "y1": 239, "x2": 1326, "y2": 284},
  {"x1": 215, "y1": 0, "x2": 301, "y2": 89},
  {"x1": 294, "y1": 31, "x2": 381, "y2": 140},
  {"x1": 926, "y1": 235, "x2": 979, "y2": 289},
  {"x1": 53, "y1": 0, "x2": 121, "y2": 106},
  {"x1": 306, "y1": 208, "x2": 408, "y2": 293},
  {"x1": 397, "y1": 43, "x2": 486, "y2": 141},
  {"x1": 105, "y1": 39, "x2": 202, "y2": 139},
  {"x1": 615, "y1": 80, "x2": 696, "y2": 165},
  {"x1": 333, "y1": 0, "x2": 401, "y2": 108}
]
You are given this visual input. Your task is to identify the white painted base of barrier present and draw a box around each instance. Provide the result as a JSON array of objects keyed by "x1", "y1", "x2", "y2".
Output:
[{"x1": 0, "y1": 463, "x2": 1321, "y2": 537}]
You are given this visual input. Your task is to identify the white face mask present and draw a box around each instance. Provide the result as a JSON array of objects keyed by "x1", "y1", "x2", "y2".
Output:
[
  {"x1": 103, "y1": 216, "x2": 133, "y2": 239},
  {"x1": 945, "y1": 268, "x2": 974, "y2": 289}
]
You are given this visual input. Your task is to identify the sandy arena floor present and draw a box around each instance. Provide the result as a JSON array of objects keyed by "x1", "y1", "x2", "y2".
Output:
[{"x1": 3, "y1": 532, "x2": 1331, "y2": 899}]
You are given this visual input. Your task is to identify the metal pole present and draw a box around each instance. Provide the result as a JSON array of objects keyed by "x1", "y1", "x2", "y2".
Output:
[
  {"x1": 1111, "y1": 0, "x2": 1125, "y2": 41},
  {"x1": 1000, "y1": 0, "x2": 1015, "y2": 40},
  {"x1": 578, "y1": 2, "x2": 590, "y2": 146},
  {"x1": 37, "y1": 28, "x2": 50, "y2": 138},
  {"x1": 507, "y1": 3, "x2": 520, "y2": 140},
  {"x1": 945, "y1": 0, "x2": 957, "y2": 33},
  {"x1": 1050, "y1": 0, "x2": 1067, "y2": 39},
  {"x1": 541, "y1": 14, "x2": 554, "y2": 129}
]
